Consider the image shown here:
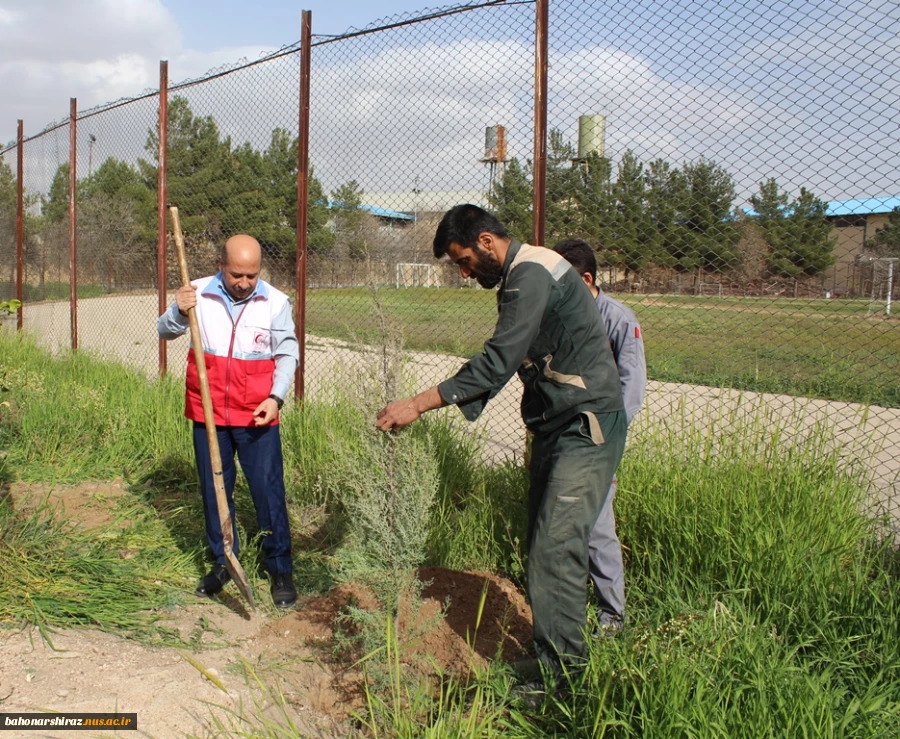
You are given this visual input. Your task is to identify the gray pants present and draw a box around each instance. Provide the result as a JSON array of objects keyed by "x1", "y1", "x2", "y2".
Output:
[{"x1": 589, "y1": 477, "x2": 625, "y2": 625}]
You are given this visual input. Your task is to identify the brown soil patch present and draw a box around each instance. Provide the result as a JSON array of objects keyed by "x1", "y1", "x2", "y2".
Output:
[
  {"x1": 0, "y1": 477, "x2": 533, "y2": 732},
  {"x1": 0, "y1": 605, "x2": 348, "y2": 739},
  {"x1": 419, "y1": 566, "x2": 532, "y2": 664},
  {"x1": 259, "y1": 567, "x2": 532, "y2": 714},
  {"x1": 6, "y1": 479, "x2": 127, "y2": 529},
  {"x1": 0, "y1": 566, "x2": 532, "y2": 736}
]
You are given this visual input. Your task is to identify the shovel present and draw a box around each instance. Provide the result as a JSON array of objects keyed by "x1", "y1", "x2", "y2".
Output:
[{"x1": 168, "y1": 205, "x2": 256, "y2": 611}]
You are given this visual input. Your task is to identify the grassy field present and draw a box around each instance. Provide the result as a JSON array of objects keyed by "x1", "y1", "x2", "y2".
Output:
[
  {"x1": 307, "y1": 287, "x2": 900, "y2": 408},
  {"x1": 0, "y1": 280, "x2": 112, "y2": 303},
  {"x1": 3, "y1": 334, "x2": 900, "y2": 736}
]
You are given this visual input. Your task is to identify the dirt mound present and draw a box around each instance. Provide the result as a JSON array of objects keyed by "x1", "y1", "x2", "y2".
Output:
[
  {"x1": 419, "y1": 566, "x2": 532, "y2": 664},
  {"x1": 261, "y1": 567, "x2": 532, "y2": 681}
]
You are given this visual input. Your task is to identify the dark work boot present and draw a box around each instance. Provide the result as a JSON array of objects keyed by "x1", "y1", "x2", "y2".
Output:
[
  {"x1": 195, "y1": 564, "x2": 231, "y2": 597},
  {"x1": 271, "y1": 573, "x2": 297, "y2": 609}
]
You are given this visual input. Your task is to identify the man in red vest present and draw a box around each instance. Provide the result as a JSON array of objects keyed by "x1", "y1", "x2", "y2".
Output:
[{"x1": 158, "y1": 234, "x2": 298, "y2": 608}]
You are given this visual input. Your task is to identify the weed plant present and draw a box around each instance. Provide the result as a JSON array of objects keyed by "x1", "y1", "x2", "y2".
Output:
[
  {"x1": 0, "y1": 334, "x2": 190, "y2": 482},
  {"x1": 351, "y1": 408, "x2": 900, "y2": 737}
]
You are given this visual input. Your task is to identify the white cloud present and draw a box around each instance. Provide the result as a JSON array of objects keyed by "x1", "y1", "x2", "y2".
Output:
[
  {"x1": 0, "y1": 0, "x2": 174, "y2": 143},
  {"x1": 3, "y1": 0, "x2": 897, "y2": 211},
  {"x1": 0, "y1": 0, "x2": 280, "y2": 145},
  {"x1": 0, "y1": 0, "x2": 179, "y2": 63}
]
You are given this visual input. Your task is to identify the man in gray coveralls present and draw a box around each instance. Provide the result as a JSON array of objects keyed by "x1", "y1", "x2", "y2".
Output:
[
  {"x1": 554, "y1": 239, "x2": 646, "y2": 633},
  {"x1": 376, "y1": 205, "x2": 626, "y2": 697}
]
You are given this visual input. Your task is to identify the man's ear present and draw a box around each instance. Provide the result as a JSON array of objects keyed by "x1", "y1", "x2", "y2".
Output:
[
  {"x1": 478, "y1": 232, "x2": 495, "y2": 253},
  {"x1": 581, "y1": 272, "x2": 595, "y2": 288}
]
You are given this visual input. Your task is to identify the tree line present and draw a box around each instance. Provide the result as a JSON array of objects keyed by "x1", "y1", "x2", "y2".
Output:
[
  {"x1": 4, "y1": 107, "x2": 898, "y2": 293},
  {"x1": 0, "y1": 97, "x2": 384, "y2": 291},
  {"x1": 489, "y1": 130, "x2": 852, "y2": 280}
]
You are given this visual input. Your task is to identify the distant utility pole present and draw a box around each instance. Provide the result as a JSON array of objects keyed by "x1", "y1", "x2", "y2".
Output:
[
  {"x1": 412, "y1": 176, "x2": 421, "y2": 225},
  {"x1": 88, "y1": 134, "x2": 97, "y2": 178},
  {"x1": 412, "y1": 176, "x2": 422, "y2": 263}
]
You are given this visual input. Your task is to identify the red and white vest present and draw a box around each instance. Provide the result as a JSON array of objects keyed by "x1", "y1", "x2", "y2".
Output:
[{"x1": 184, "y1": 275, "x2": 289, "y2": 427}]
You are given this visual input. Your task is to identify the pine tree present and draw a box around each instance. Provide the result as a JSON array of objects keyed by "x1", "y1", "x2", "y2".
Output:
[
  {"x1": 672, "y1": 159, "x2": 740, "y2": 273},
  {"x1": 43, "y1": 164, "x2": 71, "y2": 224},
  {"x1": 545, "y1": 129, "x2": 581, "y2": 245},
  {"x1": 140, "y1": 96, "x2": 233, "y2": 241},
  {"x1": 1, "y1": 159, "x2": 17, "y2": 286},
  {"x1": 331, "y1": 181, "x2": 368, "y2": 261},
  {"x1": 85, "y1": 158, "x2": 155, "y2": 241},
  {"x1": 865, "y1": 207, "x2": 900, "y2": 258},
  {"x1": 259, "y1": 129, "x2": 334, "y2": 256},
  {"x1": 573, "y1": 151, "x2": 616, "y2": 264},
  {"x1": 751, "y1": 179, "x2": 835, "y2": 277},
  {"x1": 611, "y1": 151, "x2": 656, "y2": 279},
  {"x1": 645, "y1": 158, "x2": 678, "y2": 270},
  {"x1": 488, "y1": 157, "x2": 531, "y2": 243}
]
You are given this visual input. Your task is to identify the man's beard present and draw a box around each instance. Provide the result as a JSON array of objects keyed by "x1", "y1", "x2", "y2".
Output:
[{"x1": 472, "y1": 247, "x2": 504, "y2": 289}]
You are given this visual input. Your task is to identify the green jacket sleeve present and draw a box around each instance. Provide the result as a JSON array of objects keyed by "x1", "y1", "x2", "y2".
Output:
[{"x1": 438, "y1": 264, "x2": 550, "y2": 422}]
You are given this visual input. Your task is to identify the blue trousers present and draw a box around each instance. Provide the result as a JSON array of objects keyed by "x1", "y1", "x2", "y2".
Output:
[{"x1": 192, "y1": 423, "x2": 292, "y2": 575}]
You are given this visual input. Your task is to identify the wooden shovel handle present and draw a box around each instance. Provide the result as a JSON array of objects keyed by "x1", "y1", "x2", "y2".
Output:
[{"x1": 167, "y1": 207, "x2": 255, "y2": 610}]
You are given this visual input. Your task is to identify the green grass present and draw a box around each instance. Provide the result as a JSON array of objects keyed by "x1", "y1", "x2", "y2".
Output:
[
  {"x1": 0, "y1": 495, "x2": 193, "y2": 639},
  {"x1": 0, "y1": 333, "x2": 190, "y2": 482},
  {"x1": 357, "y1": 409, "x2": 900, "y2": 738},
  {"x1": 305, "y1": 288, "x2": 900, "y2": 407},
  {"x1": 0, "y1": 280, "x2": 110, "y2": 303},
  {"x1": 2, "y1": 334, "x2": 900, "y2": 736},
  {"x1": 306, "y1": 286, "x2": 498, "y2": 358}
]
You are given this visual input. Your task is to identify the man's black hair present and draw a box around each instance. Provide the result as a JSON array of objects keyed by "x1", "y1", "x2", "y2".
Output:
[
  {"x1": 553, "y1": 239, "x2": 597, "y2": 285},
  {"x1": 433, "y1": 204, "x2": 509, "y2": 259}
]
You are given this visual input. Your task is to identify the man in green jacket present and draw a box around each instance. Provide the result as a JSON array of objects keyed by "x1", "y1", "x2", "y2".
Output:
[{"x1": 376, "y1": 204, "x2": 626, "y2": 696}]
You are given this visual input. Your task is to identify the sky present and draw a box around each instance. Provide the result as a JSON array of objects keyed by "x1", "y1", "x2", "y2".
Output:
[
  {"x1": 0, "y1": 0, "x2": 446, "y2": 146},
  {"x1": 1, "y1": 0, "x2": 897, "y2": 207}
]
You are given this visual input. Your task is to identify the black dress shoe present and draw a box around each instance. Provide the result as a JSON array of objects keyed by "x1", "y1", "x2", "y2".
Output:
[
  {"x1": 195, "y1": 564, "x2": 231, "y2": 597},
  {"x1": 271, "y1": 573, "x2": 297, "y2": 608}
]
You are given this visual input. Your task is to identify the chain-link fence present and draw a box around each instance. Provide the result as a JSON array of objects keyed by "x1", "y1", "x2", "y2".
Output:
[
  {"x1": 1, "y1": 0, "x2": 898, "y2": 521},
  {"x1": 541, "y1": 0, "x2": 900, "y2": 525},
  {"x1": 303, "y1": 0, "x2": 537, "y2": 459},
  {"x1": 19, "y1": 121, "x2": 73, "y2": 353},
  {"x1": 0, "y1": 145, "x2": 16, "y2": 307}
]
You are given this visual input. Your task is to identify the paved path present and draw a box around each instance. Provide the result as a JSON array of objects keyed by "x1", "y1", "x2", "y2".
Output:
[{"x1": 7, "y1": 293, "x2": 899, "y2": 520}]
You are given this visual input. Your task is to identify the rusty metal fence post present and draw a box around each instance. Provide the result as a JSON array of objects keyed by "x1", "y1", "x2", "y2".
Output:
[
  {"x1": 295, "y1": 10, "x2": 312, "y2": 402},
  {"x1": 532, "y1": 0, "x2": 549, "y2": 247},
  {"x1": 68, "y1": 98, "x2": 78, "y2": 352},
  {"x1": 15, "y1": 120, "x2": 23, "y2": 331},
  {"x1": 157, "y1": 60, "x2": 169, "y2": 378}
]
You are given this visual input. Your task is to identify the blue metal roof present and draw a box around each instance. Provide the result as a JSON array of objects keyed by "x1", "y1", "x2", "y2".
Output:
[
  {"x1": 742, "y1": 196, "x2": 900, "y2": 219},
  {"x1": 822, "y1": 197, "x2": 900, "y2": 217},
  {"x1": 328, "y1": 200, "x2": 414, "y2": 221},
  {"x1": 360, "y1": 204, "x2": 414, "y2": 221}
]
